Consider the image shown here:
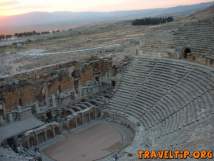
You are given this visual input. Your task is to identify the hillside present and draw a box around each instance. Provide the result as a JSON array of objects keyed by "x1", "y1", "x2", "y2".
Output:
[{"x1": 0, "y1": 2, "x2": 213, "y2": 34}]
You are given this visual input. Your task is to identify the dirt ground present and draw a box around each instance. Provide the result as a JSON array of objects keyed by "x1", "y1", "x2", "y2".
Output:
[
  {"x1": 0, "y1": 21, "x2": 147, "y2": 76},
  {"x1": 43, "y1": 122, "x2": 122, "y2": 161}
]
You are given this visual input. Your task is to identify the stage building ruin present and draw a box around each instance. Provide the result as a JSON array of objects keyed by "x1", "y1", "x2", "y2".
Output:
[{"x1": 0, "y1": 56, "x2": 119, "y2": 150}]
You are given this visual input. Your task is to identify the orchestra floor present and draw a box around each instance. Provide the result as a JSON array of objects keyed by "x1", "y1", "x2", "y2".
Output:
[{"x1": 43, "y1": 122, "x2": 123, "y2": 161}]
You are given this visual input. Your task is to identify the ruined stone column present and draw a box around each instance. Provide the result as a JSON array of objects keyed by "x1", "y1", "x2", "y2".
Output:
[
  {"x1": 35, "y1": 133, "x2": 39, "y2": 146},
  {"x1": 52, "y1": 95, "x2": 56, "y2": 107},
  {"x1": 94, "y1": 108, "x2": 97, "y2": 119},
  {"x1": 44, "y1": 130, "x2": 48, "y2": 141},
  {"x1": 0, "y1": 103, "x2": 5, "y2": 125},
  {"x1": 42, "y1": 84, "x2": 49, "y2": 106},
  {"x1": 93, "y1": 110, "x2": 96, "y2": 120},
  {"x1": 82, "y1": 113, "x2": 85, "y2": 124},
  {"x1": 52, "y1": 126, "x2": 56, "y2": 137},
  {"x1": 45, "y1": 96, "x2": 49, "y2": 107},
  {"x1": 35, "y1": 102, "x2": 40, "y2": 113},
  {"x1": 0, "y1": 115, "x2": 3, "y2": 125},
  {"x1": 26, "y1": 137, "x2": 30, "y2": 148},
  {"x1": 89, "y1": 111, "x2": 91, "y2": 122},
  {"x1": 75, "y1": 117, "x2": 78, "y2": 127},
  {"x1": 8, "y1": 113, "x2": 13, "y2": 122}
]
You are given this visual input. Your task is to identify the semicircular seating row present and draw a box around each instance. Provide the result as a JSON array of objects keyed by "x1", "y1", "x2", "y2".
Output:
[
  {"x1": 174, "y1": 19, "x2": 214, "y2": 57},
  {"x1": 106, "y1": 56, "x2": 214, "y2": 148}
]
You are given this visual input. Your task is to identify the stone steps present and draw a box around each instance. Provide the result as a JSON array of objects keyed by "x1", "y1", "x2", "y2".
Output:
[{"x1": 105, "y1": 57, "x2": 214, "y2": 153}]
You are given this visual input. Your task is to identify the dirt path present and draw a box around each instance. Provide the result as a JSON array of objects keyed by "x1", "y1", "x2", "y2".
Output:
[{"x1": 43, "y1": 122, "x2": 122, "y2": 161}]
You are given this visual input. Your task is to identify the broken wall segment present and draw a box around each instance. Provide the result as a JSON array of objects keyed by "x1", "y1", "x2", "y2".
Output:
[{"x1": 0, "y1": 57, "x2": 113, "y2": 120}]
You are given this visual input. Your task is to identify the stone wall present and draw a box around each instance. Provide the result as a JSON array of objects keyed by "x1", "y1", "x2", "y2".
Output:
[
  {"x1": 0, "y1": 57, "x2": 113, "y2": 117},
  {"x1": 169, "y1": 47, "x2": 214, "y2": 67}
]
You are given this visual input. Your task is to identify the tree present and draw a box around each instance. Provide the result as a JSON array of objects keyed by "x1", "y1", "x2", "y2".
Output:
[{"x1": 132, "y1": 17, "x2": 174, "y2": 26}]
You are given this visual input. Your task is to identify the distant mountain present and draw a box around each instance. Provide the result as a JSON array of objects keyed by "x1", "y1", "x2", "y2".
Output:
[
  {"x1": 0, "y1": 2, "x2": 213, "y2": 34},
  {"x1": 189, "y1": 4, "x2": 214, "y2": 19}
]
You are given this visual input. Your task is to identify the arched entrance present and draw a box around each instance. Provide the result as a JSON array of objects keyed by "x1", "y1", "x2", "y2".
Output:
[{"x1": 182, "y1": 47, "x2": 191, "y2": 59}]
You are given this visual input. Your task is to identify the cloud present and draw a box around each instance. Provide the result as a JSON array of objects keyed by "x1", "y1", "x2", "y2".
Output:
[
  {"x1": 0, "y1": 0, "x2": 213, "y2": 16},
  {"x1": 0, "y1": 0, "x2": 20, "y2": 10},
  {"x1": 0, "y1": 0, "x2": 18, "y2": 6}
]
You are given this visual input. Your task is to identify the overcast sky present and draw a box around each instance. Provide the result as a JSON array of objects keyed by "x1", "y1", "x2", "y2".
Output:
[{"x1": 0, "y1": 0, "x2": 213, "y2": 16}]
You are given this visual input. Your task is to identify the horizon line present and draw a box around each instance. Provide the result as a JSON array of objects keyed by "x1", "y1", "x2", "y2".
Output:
[{"x1": 0, "y1": 1, "x2": 213, "y2": 17}]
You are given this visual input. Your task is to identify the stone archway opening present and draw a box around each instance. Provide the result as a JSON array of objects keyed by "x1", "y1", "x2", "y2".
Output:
[
  {"x1": 111, "y1": 80, "x2": 116, "y2": 88},
  {"x1": 183, "y1": 47, "x2": 191, "y2": 59}
]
